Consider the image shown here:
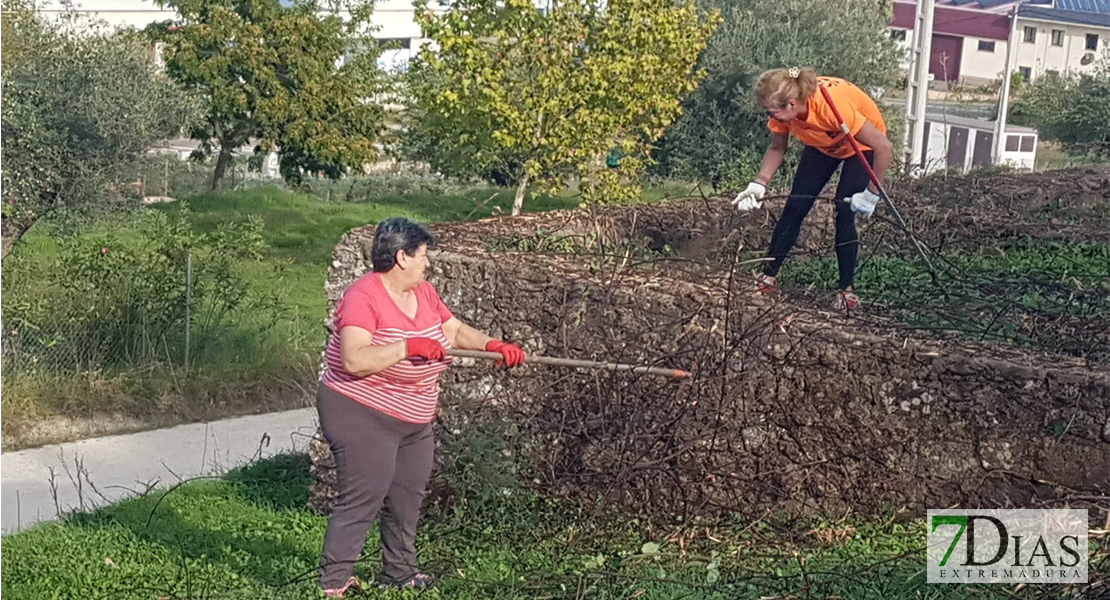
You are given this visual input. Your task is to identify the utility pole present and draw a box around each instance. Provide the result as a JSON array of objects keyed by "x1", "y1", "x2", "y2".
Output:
[
  {"x1": 903, "y1": 0, "x2": 935, "y2": 175},
  {"x1": 993, "y1": 6, "x2": 1020, "y2": 164}
]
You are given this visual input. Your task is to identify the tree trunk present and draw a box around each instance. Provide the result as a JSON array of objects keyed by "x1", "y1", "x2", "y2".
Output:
[
  {"x1": 2, "y1": 216, "x2": 37, "y2": 261},
  {"x1": 1, "y1": 228, "x2": 25, "y2": 261},
  {"x1": 211, "y1": 146, "x2": 233, "y2": 191},
  {"x1": 512, "y1": 109, "x2": 544, "y2": 217},
  {"x1": 511, "y1": 172, "x2": 531, "y2": 216}
]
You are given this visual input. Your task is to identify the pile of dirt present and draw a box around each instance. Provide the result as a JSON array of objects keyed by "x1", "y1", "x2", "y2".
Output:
[
  {"x1": 309, "y1": 168, "x2": 1110, "y2": 520},
  {"x1": 891, "y1": 166, "x2": 1110, "y2": 245}
]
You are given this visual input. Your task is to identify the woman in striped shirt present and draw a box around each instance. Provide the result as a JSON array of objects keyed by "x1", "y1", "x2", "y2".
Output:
[{"x1": 317, "y1": 217, "x2": 524, "y2": 596}]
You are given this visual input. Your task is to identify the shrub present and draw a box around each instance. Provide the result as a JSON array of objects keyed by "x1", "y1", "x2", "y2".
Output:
[
  {"x1": 1009, "y1": 58, "x2": 1110, "y2": 158},
  {"x1": 0, "y1": 0, "x2": 199, "y2": 257},
  {"x1": 1, "y1": 208, "x2": 282, "y2": 376}
]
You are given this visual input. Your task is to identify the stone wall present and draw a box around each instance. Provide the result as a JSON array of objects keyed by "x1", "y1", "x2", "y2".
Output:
[{"x1": 310, "y1": 189, "x2": 1109, "y2": 518}]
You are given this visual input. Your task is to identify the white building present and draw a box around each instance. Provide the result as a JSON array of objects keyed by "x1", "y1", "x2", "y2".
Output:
[
  {"x1": 26, "y1": 0, "x2": 452, "y2": 71},
  {"x1": 891, "y1": 0, "x2": 1109, "y2": 87},
  {"x1": 921, "y1": 114, "x2": 1038, "y2": 173},
  {"x1": 1012, "y1": 1, "x2": 1109, "y2": 82},
  {"x1": 30, "y1": 0, "x2": 178, "y2": 30}
]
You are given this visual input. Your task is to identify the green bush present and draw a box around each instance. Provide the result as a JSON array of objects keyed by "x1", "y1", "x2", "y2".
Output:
[
  {"x1": 433, "y1": 418, "x2": 530, "y2": 518},
  {"x1": 1009, "y1": 57, "x2": 1110, "y2": 158},
  {"x1": 0, "y1": 0, "x2": 199, "y2": 257},
  {"x1": 1, "y1": 208, "x2": 281, "y2": 376}
]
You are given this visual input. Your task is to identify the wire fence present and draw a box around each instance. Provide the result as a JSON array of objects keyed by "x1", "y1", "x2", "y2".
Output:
[
  {"x1": 131, "y1": 151, "x2": 428, "y2": 201},
  {"x1": 132, "y1": 153, "x2": 280, "y2": 200},
  {"x1": 1, "y1": 254, "x2": 196, "y2": 378}
]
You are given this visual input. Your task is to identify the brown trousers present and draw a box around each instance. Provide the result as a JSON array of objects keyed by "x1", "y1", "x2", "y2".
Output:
[{"x1": 316, "y1": 384, "x2": 435, "y2": 589}]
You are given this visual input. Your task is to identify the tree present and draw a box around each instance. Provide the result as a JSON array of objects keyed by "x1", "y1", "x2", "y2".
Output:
[
  {"x1": 1, "y1": 0, "x2": 197, "y2": 258},
  {"x1": 1009, "y1": 58, "x2": 1110, "y2": 158},
  {"x1": 405, "y1": 0, "x2": 718, "y2": 216},
  {"x1": 150, "y1": 0, "x2": 389, "y2": 189},
  {"x1": 652, "y1": 0, "x2": 902, "y2": 190}
]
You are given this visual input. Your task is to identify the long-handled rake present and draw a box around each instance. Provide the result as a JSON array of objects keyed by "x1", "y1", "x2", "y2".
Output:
[{"x1": 447, "y1": 349, "x2": 691, "y2": 379}]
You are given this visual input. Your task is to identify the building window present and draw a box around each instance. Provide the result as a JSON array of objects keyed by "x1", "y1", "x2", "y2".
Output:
[
  {"x1": 890, "y1": 29, "x2": 907, "y2": 41},
  {"x1": 377, "y1": 38, "x2": 412, "y2": 50},
  {"x1": 1087, "y1": 34, "x2": 1099, "y2": 51},
  {"x1": 978, "y1": 40, "x2": 995, "y2": 52},
  {"x1": 1020, "y1": 136, "x2": 1035, "y2": 152},
  {"x1": 1024, "y1": 26, "x2": 1037, "y2": 43},
  {"x1": 1051, "y1": 29, "x2": 1064, "y2": 46},
  {"x1": 1018, "y1": 66, "x2": 1032, "y2": 81},
  {"x1": 1005, "y1": 135, "x2": 1020, "y2": 152}
]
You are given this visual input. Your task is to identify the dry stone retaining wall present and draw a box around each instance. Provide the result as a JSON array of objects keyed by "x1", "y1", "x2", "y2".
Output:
[{"x1": 310, "y1": 190, "x2": 1109, "y2": 519}]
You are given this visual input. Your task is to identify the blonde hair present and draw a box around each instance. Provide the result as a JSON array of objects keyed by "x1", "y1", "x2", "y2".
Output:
[{"x1": 754, "y1": 67, "x2": 819, "y2": 109}]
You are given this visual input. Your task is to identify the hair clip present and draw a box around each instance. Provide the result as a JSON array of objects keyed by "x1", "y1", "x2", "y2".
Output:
[{"x1": 788, "y1": 67, "x2": 800, "y2": 78}]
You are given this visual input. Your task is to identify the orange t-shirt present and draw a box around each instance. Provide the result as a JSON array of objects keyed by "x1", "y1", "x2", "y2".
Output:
[{"x1": 767, "y1": 76, "x2": 887, "y2": 159}]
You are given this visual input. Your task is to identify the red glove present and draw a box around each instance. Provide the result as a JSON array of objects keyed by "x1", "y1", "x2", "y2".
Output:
[
  {"x1": 485, "y1": 339, "x2": 525, "y2": 367},
  {"x1": 405, "y1": 337, "x2": 446, "y2": 361}
]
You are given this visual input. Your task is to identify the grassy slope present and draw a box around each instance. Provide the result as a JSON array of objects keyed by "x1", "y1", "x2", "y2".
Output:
[
  {"x1": 0, "y1": 181, "x2": 695, "y2": 447},
  {"x1": 172, "y1": 185, "x2": 584, "y2": 316}
]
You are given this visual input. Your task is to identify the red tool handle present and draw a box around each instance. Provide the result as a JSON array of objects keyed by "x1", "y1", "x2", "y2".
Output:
[
  {"x1": 818, "y1": 85, "x2": 883, "y2": 192},
  {"x1": 817, "y1": 83, "x2": 939, "y2": 279}
]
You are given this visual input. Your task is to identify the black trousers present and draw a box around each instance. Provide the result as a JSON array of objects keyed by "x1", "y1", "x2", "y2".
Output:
[{"x1": 762, "y1": 146, "x2": 874, "y2": 290}]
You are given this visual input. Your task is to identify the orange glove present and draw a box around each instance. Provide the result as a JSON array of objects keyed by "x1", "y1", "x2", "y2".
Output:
[{"x1": 485, "y1": 340, "x2": 525, "y2": 367}]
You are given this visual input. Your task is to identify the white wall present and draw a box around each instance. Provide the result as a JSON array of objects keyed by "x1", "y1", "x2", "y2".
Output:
[
  {"x1": 923, "y1": 122, "x2": 950, "y2": 174},
  {"x1": 922, "y1": 123, "x2": 989, "y2": 175},
  {"x1": 33, "y1": 0, "x2": 178, "y2": 31},
  {"x1": 959, "y1": 36, "x2": 1010, "y2": 83},
  {"x1": 1013, "y1": 18, "x2": 1107, "y2": 81},
  {"x1": 371, "y1": 0, "x2": 427, "y2": 40},
  {"x1": 31, "y1": 0, "x2": 436, "y2": 40},
  {"x1": 889, "y1": 27, "x2": 1011, "y2": 86},
  {"x1": 999, "y1": 131, "x2": 1038, "y2": 170},
  {"x1": 30, "y1": 0, "x2": 446, "y2": 72},
  {"x1": 921, "y1": 121, "x2": 1037, "y2": 174}
]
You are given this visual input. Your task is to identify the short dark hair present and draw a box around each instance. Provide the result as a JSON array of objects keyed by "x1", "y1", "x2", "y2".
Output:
[{"x1": 371, "y1": 217, "x2": 437, "y2": 272}]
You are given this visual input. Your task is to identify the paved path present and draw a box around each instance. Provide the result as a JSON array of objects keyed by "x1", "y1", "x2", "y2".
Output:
[{"x1": 1, "y1": 407, "x2": 318, "y2": 535}]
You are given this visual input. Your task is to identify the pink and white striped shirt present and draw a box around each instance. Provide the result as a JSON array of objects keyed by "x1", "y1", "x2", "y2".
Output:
[{"x1": 321, "y1": 272, "x2": 455, "y2": 423}]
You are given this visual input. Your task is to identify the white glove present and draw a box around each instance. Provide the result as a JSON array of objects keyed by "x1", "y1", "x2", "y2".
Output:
[
  {"x1": 732, "y1": 182, "x2": 766, "y2": 211},
  {"x1": 849, "y1": 188, "x2": 881, "y2": 217}
]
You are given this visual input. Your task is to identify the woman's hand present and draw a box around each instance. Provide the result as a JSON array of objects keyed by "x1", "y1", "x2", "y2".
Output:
[
  {"x1": 849, "y1": 188, "x2": 881, "y2": 217},
  {"x1": 485, "y1": 340, "x2": 525, "y2": 367},
  {"x1": 442, "y1": 317, "x2": 524, "y2": 367},
  {"x1": 732, "y1": 182, "x2": 767, "y2": 211}
]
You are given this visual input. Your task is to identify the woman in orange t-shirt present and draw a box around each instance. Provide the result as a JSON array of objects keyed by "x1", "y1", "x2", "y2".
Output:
[{"x1": 732, "y1": 67, "x2": 894, "y2": 310}]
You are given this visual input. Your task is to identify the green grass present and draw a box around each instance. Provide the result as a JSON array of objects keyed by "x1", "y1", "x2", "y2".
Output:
[
  {"x1": 162, "y1": 185, "x2": 580, "y2": 316},
  {"x1": 14, "y1": 181, "x2": 692, "y2": 324},
  {"x1": 4, "y1": 452, "x2": 1086, "y2": 600},
  {"x1": 1034, "y1": 141, "x2": 1110, "y2": 171},
  {"x1": 782, "y1": 240, "x2": 1110, "y2": 360},
  {"x1": 0, "y1": 179, "x2": 697, "y2": 447}
]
